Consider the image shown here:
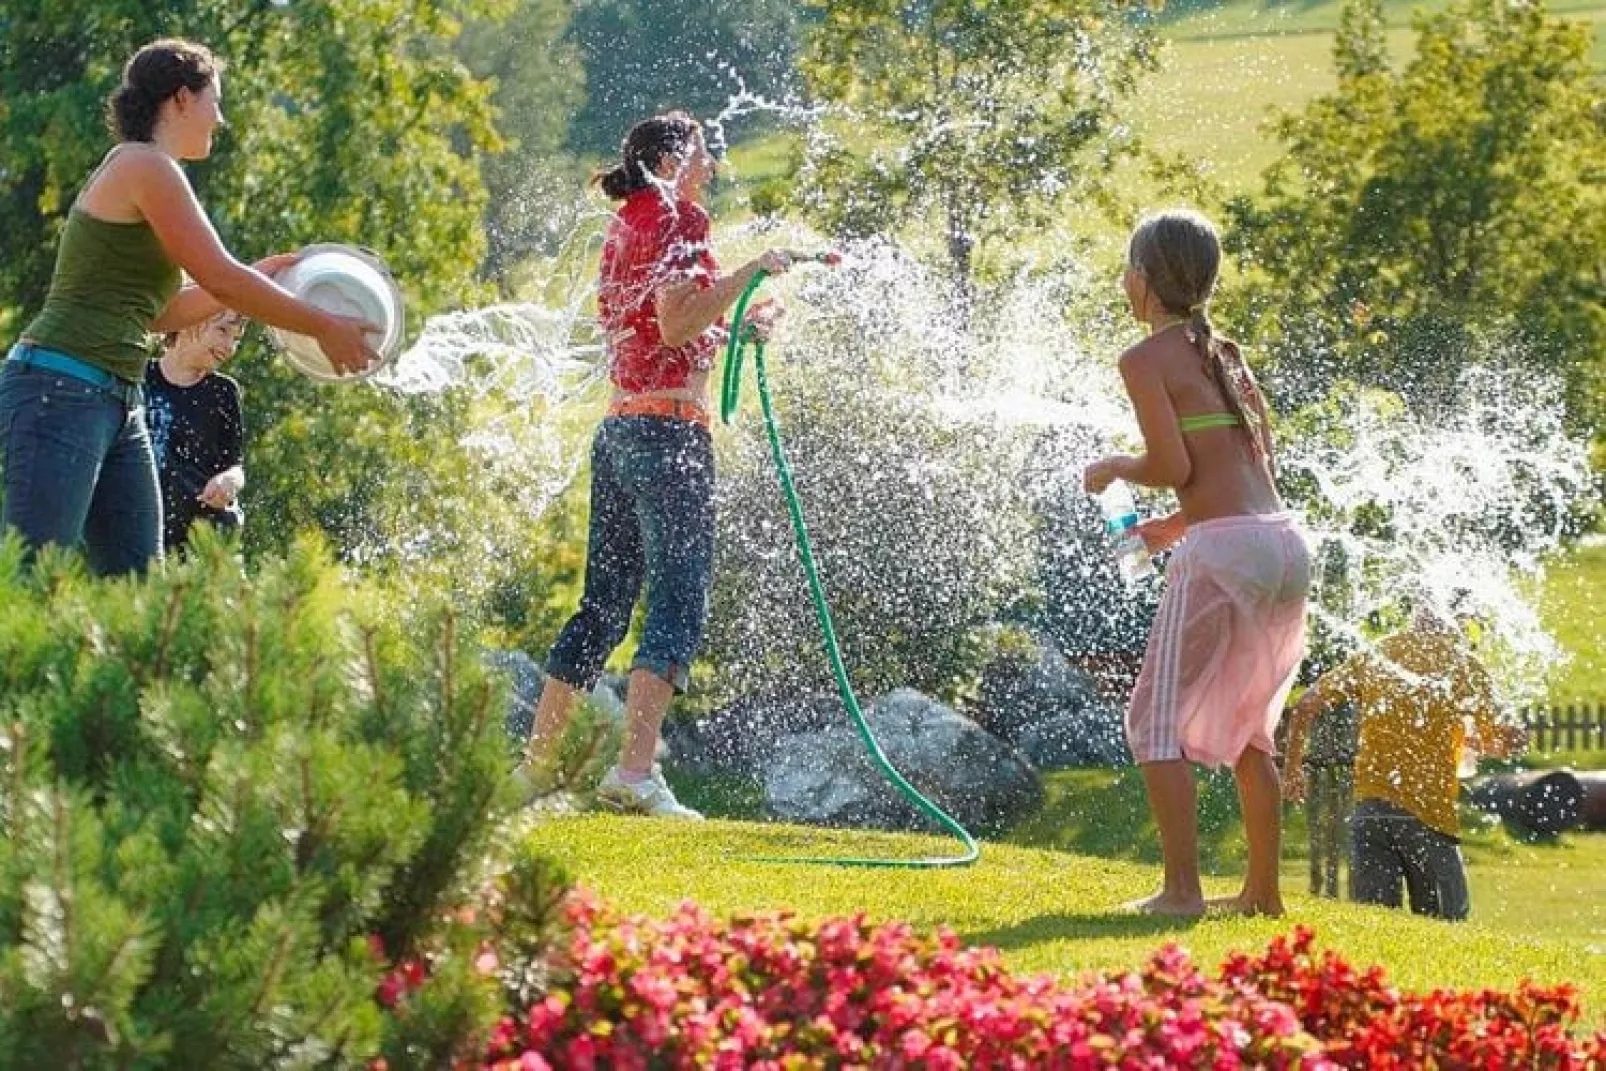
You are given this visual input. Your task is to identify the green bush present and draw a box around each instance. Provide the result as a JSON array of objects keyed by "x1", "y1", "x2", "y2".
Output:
[{"x1": 0, "y1": 531, "x2": 543, "y2": 1068}]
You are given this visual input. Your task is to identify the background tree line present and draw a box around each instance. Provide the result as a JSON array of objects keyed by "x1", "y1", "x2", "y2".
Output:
[{"x1": 2, "y1": 0, "x2": 1602, "y2": 640}]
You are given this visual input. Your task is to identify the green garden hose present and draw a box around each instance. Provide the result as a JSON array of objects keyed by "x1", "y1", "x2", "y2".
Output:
[{"x1": 721, "y1": 268, "x2": 980, "y2": 869}]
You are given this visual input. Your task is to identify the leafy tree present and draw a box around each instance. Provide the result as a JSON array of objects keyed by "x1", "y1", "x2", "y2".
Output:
[
  {"x1": 792, "y1": 0, "x2": 1158, "y2": 287},
  {"x1": 457, "y1": 0, "x2": 589, "y2": 288},
  {"x1": 1224, "y1": 0, "x2": 1606, "y2": 423},
  {"x1": 565, "y1": 0, "x2": 807, "y2": 157}
]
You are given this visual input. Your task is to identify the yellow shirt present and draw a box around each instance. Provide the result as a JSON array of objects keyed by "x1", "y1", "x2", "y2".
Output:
[{"x1": 1312, "y1": 630, "x2": 1501, "y2": 837}]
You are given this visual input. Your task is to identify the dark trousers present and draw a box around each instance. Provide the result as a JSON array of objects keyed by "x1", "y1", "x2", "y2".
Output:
[
  {"x1": 1349, "y1": 797, "x2": 1471, "y2": 921},
  {"x1": 545, "y1": 416, "x2": 715, "y2": 694}
]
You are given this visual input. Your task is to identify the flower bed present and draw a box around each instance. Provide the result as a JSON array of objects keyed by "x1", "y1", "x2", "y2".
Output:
[{"x1": 452, "y1": 891, "x2": 1606, "y2": 1069}]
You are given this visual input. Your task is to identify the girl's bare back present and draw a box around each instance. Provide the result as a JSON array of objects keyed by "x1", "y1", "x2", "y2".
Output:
[{"x1": 1142, "y1": 327, "x2": 1283, "y2": 523}]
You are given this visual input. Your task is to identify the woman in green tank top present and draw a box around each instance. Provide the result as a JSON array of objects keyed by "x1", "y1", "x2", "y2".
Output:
[{"x1": 0, "y1": 38, "x2": 378, "y2": 575}]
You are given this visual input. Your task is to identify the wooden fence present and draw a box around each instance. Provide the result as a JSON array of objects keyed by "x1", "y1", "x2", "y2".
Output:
[{"x1": 1521, "y1": 703, "x2": 1606, "y2": 753}]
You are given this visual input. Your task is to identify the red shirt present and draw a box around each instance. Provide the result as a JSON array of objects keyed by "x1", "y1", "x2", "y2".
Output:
[{"x1": 599, "y1": 188, "x2": 721, "y2": 393}]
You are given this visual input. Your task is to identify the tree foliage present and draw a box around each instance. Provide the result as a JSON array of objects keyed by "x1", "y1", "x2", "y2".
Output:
[
  {"x1": 793, "y1": 0, "x2": 1158, "y2": 285},
  {"x1": 1225, "y1": 0, "x2": 1606, "y2": 422},
  {"x1": 457, "y1": 0, "x2": 589, "y2": 287},
  {"x1": 564, "y1": 0, "x2": 807, "y2": 157}
]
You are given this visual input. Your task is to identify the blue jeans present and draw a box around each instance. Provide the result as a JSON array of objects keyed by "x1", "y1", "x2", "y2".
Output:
[
  {"x1": 0, "y1": 353, "x2": 161, "y2": 576},
  {"x1": 546, "y1": 416, "x2": 715, "y2": 694}
]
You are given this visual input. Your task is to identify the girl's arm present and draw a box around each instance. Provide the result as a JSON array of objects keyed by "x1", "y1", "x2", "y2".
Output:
[
  {"x1": 119, "y1": 151, "x2": 375, "y2": 373},
  {"x1": 152, "y1": 253, "x2": 301, "y2": 335},
  {"x1": 151, "y1": 285, "x2": 223, "y2": 335},
  {"x1": 1084, "y1": 347, "x2": 1192, "y2": 492},
  {"x1": 656, "y1": 249, "x2": 792, "y2": 347}
]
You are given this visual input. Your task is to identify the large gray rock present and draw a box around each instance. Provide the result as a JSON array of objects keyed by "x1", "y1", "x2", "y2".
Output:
[
  {"x1": 663, "y1": 693, "x2": 843, "y2": 777},
  {"x1": 483, "y1": 651, "x2": 641, "y2": 753},
  {"x1": 763, "y1": 688, "x2": 1042, "y2": 834},
  {"x1": 972, "y1": 632, "x2": 1111, "y2": 743},
  {"x1": 968, "y1": 631, "x2": 1129, "y2": 767},
  {"x1": 1018, "y1": 710, "x2": 1129, "y2": 769},
  {"x1": 484, "y1": 649, "x2": 545, "y2": 743}
]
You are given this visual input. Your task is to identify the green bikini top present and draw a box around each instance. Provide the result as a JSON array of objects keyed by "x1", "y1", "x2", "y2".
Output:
[{"x1": 1177, "y1": 412, "x2": 1243, "y2": 433}]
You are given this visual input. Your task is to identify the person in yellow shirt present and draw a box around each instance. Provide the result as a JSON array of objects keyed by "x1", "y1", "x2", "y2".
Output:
[{"x1": 1282, "y1": 600, "x2": 1524, "y2": 920}]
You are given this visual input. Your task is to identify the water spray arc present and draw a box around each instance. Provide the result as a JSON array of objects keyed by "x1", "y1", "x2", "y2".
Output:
[{"x1": 721, "y1": 262, "x2": 980, "y2": 869}]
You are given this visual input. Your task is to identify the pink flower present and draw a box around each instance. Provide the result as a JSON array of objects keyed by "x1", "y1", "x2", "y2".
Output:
[{"x1": 475, "y1": 942, "x2": 500, "y2": 976}]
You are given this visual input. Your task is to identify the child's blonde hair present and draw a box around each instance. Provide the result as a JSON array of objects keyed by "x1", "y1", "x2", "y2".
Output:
[{"x1": 162, "y1": 309, "x2": 245, "y2": 351}]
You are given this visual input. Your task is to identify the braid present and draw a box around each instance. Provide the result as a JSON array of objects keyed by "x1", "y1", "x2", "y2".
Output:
[
  {"x1": 1128, "y1": 210, "x2": 1266, "y2": 456},
  {"x1": 1189, "y1": 306, "x2": 1264, "y2": 457}
]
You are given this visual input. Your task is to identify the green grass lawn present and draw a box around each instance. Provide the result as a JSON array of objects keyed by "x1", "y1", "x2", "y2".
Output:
[
  {"x1": 527, "y1": 761, "x2": 1606, "y2": 1016},
  {"x1": 524, "y1": 812, "x2": 1606, "y2": 1013},
  {"x1": 1539, "y1": 540, "x2": 1606, "y2": 704},
  {"x1": 1147, "y1": 0, "x2": 1606, "y2": 177}
]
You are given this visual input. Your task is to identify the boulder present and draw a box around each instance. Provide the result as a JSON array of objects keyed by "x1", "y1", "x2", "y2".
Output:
[
  {"x1": 973, "y1": 632, "x2": 1110, "y2": 743},
  {"x1": 1017, "y1": 709, "x2": 1130, "y2": 769},
  {"x1": 663, "y1": 692, "x2": 843, "y2": 777},
  {"x1": 970, "y1": 631, "x2": 1128, "y2": 767},
  {"x1": 763, "y1": 688, "x2": 1042, "y2": 834}
]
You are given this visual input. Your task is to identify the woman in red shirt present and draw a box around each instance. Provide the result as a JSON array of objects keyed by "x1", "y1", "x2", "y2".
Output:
[{"x1": 524, "y1": 112, "x2": 792, "y2": 819}]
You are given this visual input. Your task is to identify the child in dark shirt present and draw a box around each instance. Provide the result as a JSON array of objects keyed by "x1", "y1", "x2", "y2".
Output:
[{"x1": 145, "y1": 311, "x2": 246, "y2": 553}]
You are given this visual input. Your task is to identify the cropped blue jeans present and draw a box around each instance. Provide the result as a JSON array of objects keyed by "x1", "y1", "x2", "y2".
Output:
[{"x1": 545, "y1": 416, "x2": 715, "y2": 694}]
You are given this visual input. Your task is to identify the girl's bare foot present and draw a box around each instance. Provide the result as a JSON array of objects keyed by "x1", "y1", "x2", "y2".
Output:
[
  {"x1": 1207, "y1": 892, "x2": 1285, "y2": 917},
  {"x1": 1121, "y1": 891, "x2": 1206, "y2": 917}
]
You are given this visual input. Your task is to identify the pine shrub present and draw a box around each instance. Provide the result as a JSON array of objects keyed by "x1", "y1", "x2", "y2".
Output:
[{"x1": 0, "y1": 531, "x2": 564, "y2": 1068}]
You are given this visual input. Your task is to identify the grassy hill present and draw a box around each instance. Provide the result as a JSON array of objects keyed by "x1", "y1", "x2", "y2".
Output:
[
  {"x1": 723, "y1": 0, "x2": 1606, "y2": 198},
  {"x1": 1539, "y1": 540, "x2": 1606, "y2": 702},
  {"x1": 1147, "y1": 0, "x2": 1606, "y2": 176}
]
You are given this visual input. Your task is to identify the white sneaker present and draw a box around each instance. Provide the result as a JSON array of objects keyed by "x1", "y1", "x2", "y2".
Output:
[{"x1": 595, "y1": 765, "x2": 704, "y2": 820}]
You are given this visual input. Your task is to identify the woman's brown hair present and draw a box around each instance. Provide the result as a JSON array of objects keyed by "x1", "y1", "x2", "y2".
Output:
[
  {"x1": 106, "y1": 38, "x2": 222, "y2": 142},
  {"x1": 592, "y1": 112, "x2": 702, "y2": 200}
]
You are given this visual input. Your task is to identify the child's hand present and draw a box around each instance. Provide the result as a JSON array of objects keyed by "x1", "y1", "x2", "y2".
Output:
[
  {"x1": 1136, "y1": 513, "x2": 1187, "y2": 554},
  {"x1": 198, "y1": 470, "x2": 243, "y2": 510},
  {"x1": 744, "y1": 297, "x2": 786, "y2": 342},
  {"x1": 1082, "y1": 457, "x2": 1123, "y2": 494},
  {"x1": 253, "y1": 251, "x2": 302, "y2": 278}
]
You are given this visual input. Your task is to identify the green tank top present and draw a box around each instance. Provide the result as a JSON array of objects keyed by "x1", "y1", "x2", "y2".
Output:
[{"x1": 23, "y1": 207, "x2": 181, "y2": 383}]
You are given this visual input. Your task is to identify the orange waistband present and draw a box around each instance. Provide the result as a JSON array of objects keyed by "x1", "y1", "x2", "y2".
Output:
[{"x1": 606, "y1": 396, "x2": 711, "y2": 428}]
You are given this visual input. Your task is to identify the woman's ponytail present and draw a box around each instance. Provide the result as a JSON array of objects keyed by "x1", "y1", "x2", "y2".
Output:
[
  {"x1": 1129, "y1": 210, "x2": 1266, "y2": 458},
  {"x1": 592, "y1": 162, "x2": 642, "y2": 200}
]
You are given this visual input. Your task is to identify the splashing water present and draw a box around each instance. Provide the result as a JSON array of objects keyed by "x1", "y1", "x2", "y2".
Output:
[
  {"x1": 362, "y1": 93, "x2": 1594, "y2": 715},
  {"x1": 1282, "y1": 368, "x2": 1593, "y2": 706}
]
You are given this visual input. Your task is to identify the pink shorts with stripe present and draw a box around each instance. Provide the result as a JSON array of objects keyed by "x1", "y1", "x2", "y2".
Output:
[{"x1": 1127, "y1": 513, "x2": 1310, "y2": 768}]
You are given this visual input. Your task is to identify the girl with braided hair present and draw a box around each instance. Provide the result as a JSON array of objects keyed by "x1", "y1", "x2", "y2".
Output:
[{"x1": 1084, "y1": 209, "x2": 1310, "y2": 917}]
